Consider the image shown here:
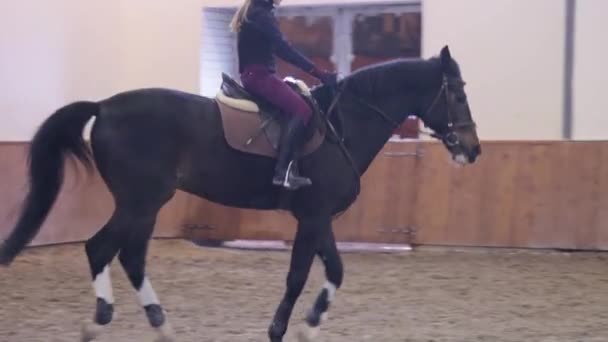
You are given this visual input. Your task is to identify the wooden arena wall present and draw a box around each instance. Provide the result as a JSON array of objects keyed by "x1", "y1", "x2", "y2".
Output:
[{"x1": 1, "y1": 140, "x2": 607, "y2": 250}]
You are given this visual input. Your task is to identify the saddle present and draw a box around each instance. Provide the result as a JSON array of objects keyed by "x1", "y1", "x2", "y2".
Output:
[{"x1": 215, "y1": 73, "x2": 325, "y2": 158}]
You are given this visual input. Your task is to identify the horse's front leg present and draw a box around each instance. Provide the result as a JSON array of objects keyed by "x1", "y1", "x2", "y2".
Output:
[
  {"x1": 298, "y1": 217, "x2": 343, "y2": 341},
  {"x1": 268, "y1": 216, "x2": 322, "y2": 342}
]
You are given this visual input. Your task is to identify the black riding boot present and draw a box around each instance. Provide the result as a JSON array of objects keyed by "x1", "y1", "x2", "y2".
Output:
[{"x1": 272, "y1": 116, "x2": 312, "y2": 190}]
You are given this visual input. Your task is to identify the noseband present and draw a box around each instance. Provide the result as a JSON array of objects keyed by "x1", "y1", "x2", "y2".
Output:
[{"x1": 422, "y1": 75, "x2": 476, "y2": 147}]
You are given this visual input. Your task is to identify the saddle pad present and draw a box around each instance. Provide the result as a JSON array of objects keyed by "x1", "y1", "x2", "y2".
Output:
[
  {"x1": 216, "y1": 91, "x2": 259, "y2": 112},
  {"x1": 216, "y1": 99, "x2": 325, "y2": 158}
]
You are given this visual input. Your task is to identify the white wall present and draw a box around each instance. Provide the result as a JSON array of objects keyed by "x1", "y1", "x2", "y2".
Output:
[
  {"x1": 0, "y1": 1, "x2": 121, "y2": 141},
  {"x1": 116, "y1": 0, "x2": 203, "y2": 92},
  {"x1": 572, "y1": 0, "x2": 608, "y2": 140},
  {"x1": 422, "y1": 0, "x2": 566, "y2": 140}
]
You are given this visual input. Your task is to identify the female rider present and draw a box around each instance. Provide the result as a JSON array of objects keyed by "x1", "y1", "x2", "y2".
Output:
[{"x1": 230, "y1": 0, "x2": 337, "y2": 190}]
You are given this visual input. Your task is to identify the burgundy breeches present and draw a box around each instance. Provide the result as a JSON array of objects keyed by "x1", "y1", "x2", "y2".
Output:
[{"x1": 240, "y1": 64, "x2": 312, "y2": 124}]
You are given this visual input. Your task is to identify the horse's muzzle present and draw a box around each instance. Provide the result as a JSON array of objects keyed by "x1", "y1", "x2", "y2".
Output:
[{"x1": 468, "y1": 144, "x2": 481, "y2": 163}]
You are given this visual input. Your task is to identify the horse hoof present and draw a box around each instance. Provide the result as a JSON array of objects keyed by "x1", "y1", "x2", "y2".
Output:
[
  {"x1": 80, "y1": 321, "x2": 103, "y2": 342},
  {"x1": 154, "y1": 322, "x2": 175, "y2": 342},
  {"x1": 296, "y1": 325, "x2": 320, "y2": 342}
]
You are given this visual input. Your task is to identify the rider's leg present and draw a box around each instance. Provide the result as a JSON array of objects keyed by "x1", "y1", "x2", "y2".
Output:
[
  {"x1": 241, "y1": 65, "x2": 313, "y2": 190},
  {"x1": 272, "y1": 114, "x2": 311, "y2": 189}
]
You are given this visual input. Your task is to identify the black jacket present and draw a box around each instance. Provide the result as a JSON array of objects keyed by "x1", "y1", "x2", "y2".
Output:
[{"x1": 237, "y1": 0, "x2": 316, "y2": 74}]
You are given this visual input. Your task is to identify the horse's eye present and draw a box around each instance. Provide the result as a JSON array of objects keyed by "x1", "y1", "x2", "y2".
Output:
[{"x1": 456, "y1": 96, "x2": 466, "y2": 103}]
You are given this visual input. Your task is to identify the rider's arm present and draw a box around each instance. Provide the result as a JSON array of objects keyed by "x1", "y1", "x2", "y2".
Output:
[{"x1": 248, "y1": 10, "x2": 316, "y2": 74}]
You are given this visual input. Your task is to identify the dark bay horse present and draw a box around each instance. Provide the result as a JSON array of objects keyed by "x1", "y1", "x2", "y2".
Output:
[{"x1": 0, "y1": 46, "x2": 480, "y2": 341}]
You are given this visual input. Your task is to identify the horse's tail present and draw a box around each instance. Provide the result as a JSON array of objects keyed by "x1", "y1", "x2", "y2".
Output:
[{"x1": 0, "y1": 101, "x2": 99, "y2": 266}]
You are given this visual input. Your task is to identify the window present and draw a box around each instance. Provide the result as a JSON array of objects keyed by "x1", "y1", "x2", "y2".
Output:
[
  {"x1": 200, "y1": 7, "x2": 238, "y2": 97},
  {"x1": 351, "y1": 11, "x2": 421, "y2": 67},
  {"x1": 350, "y1": 10, "x2": 421, "y2": 139}
]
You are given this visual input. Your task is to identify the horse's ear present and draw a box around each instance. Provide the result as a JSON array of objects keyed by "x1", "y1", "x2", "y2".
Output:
[{"x1": 440, "y1": 45, "x2": 452, "y2": 69}]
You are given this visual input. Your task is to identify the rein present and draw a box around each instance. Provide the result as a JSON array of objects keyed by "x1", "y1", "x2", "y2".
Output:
[{"x1": 323, "y1": 84, "x2": 362, "y2": 197}]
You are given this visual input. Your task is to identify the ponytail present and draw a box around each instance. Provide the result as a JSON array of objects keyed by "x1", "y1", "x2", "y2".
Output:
[{"x1": 230, "y1": 0, "x2": 253, "y2": 33}]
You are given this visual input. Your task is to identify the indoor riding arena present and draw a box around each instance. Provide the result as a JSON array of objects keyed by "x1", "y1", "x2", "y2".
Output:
[{"x1": 2, "y1": 1, "x2": 607, "y2": 342}]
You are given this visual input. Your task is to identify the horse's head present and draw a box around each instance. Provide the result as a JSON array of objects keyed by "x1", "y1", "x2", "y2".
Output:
[{"x1": 421, "y1": 46, "x2": 481, "y2": 165}]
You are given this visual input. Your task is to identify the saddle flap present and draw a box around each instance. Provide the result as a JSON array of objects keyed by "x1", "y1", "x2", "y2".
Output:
[{"x1": 216, "y1": 100, "x2": 325, "y2": 158}]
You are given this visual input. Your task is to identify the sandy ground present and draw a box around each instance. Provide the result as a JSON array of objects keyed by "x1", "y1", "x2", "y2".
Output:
[{"x1": 1, "y1": 239, "x2": 608, "y2": 342}]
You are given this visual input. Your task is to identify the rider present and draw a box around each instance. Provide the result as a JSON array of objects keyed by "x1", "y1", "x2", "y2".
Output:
[{"x1": 230, "y1": 0, "x2": 337, "y2": 190}]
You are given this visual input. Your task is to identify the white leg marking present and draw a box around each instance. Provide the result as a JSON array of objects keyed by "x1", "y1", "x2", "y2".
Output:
[
  {"x1": 320, "y1": 312, "x2": 328, "y2": 322},
  {"x1": 138, "y1": 277, "x2": 160, "y2": 306},
  {"x1": 299, "y1": 282, "x2": 336, "y2": 341},
  {"x1": 93, "y1": 265, "x2": 114, "y2": 304},
  {"x1": 138, "y1": 277, "x2": 172, "y2": 340},
  {"x1": 323, "y1": 281, "x2": 337, "y2": 303},
  {"x1": 83, "y1": 266, "x2": 113, "y2": 341}
]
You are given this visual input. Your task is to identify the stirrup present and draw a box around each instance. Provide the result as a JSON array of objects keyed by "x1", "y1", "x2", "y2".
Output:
[{"x1": 272, "y1": 161, "x2": 312, "y2": 190}]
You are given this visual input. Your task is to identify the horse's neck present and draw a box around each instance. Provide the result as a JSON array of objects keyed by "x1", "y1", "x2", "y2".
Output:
[
  {"x1": 338, "y1": 62, "x2": 441, "y2": 174},
  {"x1": 339, "y1": 93, "x2": 411, "y2": 175}
]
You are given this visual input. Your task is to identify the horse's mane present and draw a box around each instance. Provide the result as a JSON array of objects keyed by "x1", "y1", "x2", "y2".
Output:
[
  {"x1": 339, "y1": 56, "x2": 461, "y2": 98},
  {"x1": 309, "y1": 54, "x2": 463, "y2": 125}
]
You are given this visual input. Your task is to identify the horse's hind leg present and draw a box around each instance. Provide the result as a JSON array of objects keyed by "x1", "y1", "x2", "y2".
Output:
[
  {"x1": 81, "y1": 210, "x2": 128, "y2": 341},
  {"x1": 80, "y1": 172, "x2": 177, "y2": 341},
  {"x1": 298, "y1": 218, "x2": 343, "y2": 341},
  {"x1": 81, "y1": 204, "x2": 174, "y2": 342},
  {"x1": 82, "y1": 108, "x2": 179, "y2": 340},
  {"x1": 117, "y1": 210, "x2": 174, "y2": 342}
]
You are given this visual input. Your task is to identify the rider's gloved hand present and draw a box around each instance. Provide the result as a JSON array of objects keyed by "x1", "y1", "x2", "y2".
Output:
[{"x1": 310, "y1": 67, "x2": 338, "y2": 87}]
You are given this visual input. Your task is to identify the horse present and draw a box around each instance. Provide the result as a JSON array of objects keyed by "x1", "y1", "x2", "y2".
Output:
[{"x1": 0, "y1": 45, "x2": 480, "y2": 342}]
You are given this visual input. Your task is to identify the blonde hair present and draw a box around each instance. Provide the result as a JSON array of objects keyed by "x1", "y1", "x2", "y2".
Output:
[{"x1": 229, "y1": 0, "x2": 253, "y2": 33}]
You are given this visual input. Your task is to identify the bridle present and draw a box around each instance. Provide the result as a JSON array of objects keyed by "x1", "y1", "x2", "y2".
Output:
[
  {"x1": 325, "y1": 73, "x2": 476, "y2": 147},
  {"x1": 321, "y1": 72, "x2": 476, "y2": 198},
  {"x1": 420, "y1": 74, "x2": 477, "y2": 147}
]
